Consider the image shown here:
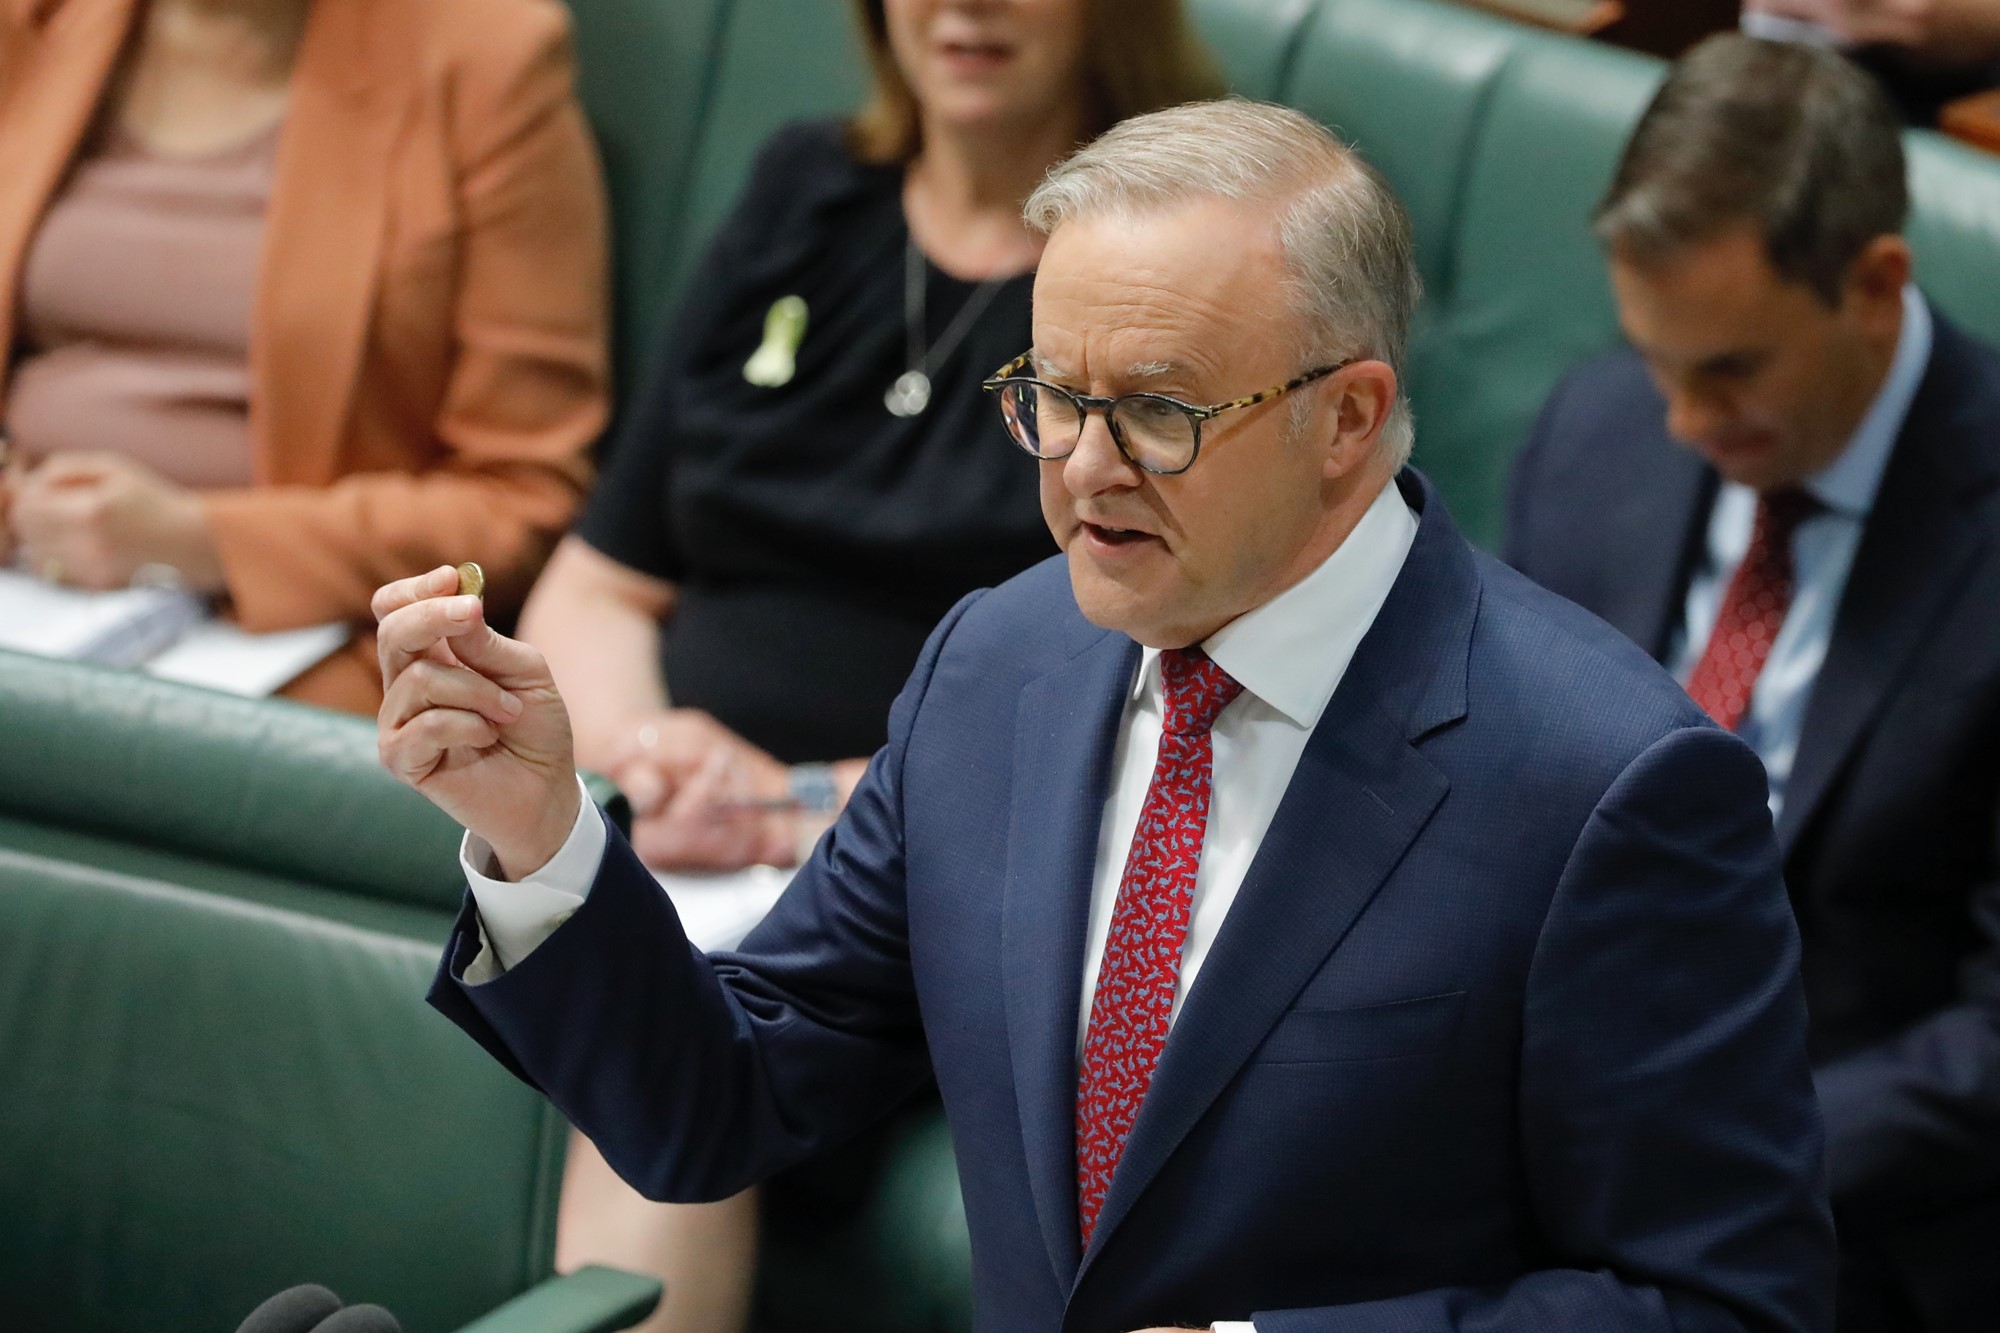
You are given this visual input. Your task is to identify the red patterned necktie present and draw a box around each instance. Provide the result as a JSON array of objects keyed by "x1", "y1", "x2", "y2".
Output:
[
  {"x1": 1685, "y1": 488, "x2": 1819, "y2": 731},
  {"x1": 1075, "y1": 646, "x2": 1243, "y2": 1250}
]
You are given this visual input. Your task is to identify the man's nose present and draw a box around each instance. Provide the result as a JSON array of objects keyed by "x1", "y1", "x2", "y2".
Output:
[
  {"x1": 1665, "y1": 386, "x2": 1732, "y2": 448},
  {"x1": 1063, "y1": 410, "x2": 1140, "y2": 498}
]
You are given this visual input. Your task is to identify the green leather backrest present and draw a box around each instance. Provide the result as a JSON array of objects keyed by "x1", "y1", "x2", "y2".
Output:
[
  {"x1": 1398, "y1": 21, "x2": 1663, "y2": 547},
  {"x1": 0, "y1": 831, "x2": 565, "y2": 1333},
  {"x1": 0, "y1": 652, "x2": 625, "y2": 915},
  {"x1": 1288, "y1": 0, "x2": 1517, "y2": 294},
  {"x1": 1908, "y1": 132, "x2": 2000, "y2": 341},
  {"x1": 565, "y1": 0, "x2": 734, "y2": 388},
  {"x1": 1283, "y1": 0, "x2": 1658, "y2": 546},
  {"x1": 1189, "y1": 0, "x2": 1321, "y2": 98},
  {"x1": 0, "y1": 650, "x2": 469, "y2": 913},
  {"x1": 660, "y1": 0, "x2": 868, "y2": 312}
]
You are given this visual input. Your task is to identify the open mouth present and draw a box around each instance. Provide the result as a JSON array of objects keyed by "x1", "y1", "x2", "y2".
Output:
[
  {"x1": 938, "y1": 39, "x2": 1014, "y2": 71},
  {"x1": 1080, "y1": 521, "x2": 1158, "y2": 549}
]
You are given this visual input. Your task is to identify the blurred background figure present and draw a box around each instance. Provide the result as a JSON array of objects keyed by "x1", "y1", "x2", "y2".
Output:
[
  {"x1": 0, "y1": 0, "x2": 608, "y2": 713},
  {"x1": 1509, "y1": 35, "x2": 2000, "y2": 1331},
  {"x1": 523, "y1": 1, "x2": 1221, "y2": 1329},
  {"x1": 1744, "y1": 0, "x2": 2000, "y2": 123},
  {"x1": 520, "y1": 0, "x2": 1222, "y2": 875}
]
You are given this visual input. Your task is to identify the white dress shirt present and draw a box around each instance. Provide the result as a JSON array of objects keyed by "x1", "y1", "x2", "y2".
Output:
[
  {"x1": 1076, "y1": 479, "x2": 1418, "y2": 1051},
  {"x1": 1666, "y1": 286, "x2": 1931, "y2": 818},
  {"x1": 460, "y1": 479, "x2": 1420, "y2": 1330}
]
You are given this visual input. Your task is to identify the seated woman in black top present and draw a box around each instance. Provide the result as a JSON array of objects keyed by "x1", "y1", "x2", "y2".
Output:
[
  {"x1": 521, "y1": 3, "x2": 1223, "y2": 1329},
  {"x1": 522, "y1": 0, "x2": 1223, "y2": 873}
]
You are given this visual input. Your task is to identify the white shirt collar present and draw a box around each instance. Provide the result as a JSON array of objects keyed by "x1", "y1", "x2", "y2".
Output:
[
  {"x1": 1130, "y1": 480, "x2": 1420, "y2": 728},
  {"x1": 1806, "y1": 285, "x2": 1931, "y2": 518}
]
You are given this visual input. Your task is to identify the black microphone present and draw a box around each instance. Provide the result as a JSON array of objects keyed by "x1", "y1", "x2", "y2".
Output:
[
  {"x1": 234, "y1": 1284, "x2": 344, "y2": 1333},
  {"x1": 315, "y1": 1306, "x2": 404, "y2": 1333}
]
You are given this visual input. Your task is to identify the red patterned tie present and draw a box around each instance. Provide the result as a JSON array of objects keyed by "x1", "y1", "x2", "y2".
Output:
[
  {"x1": 1075, "y1": 646, "x2": 1243, "y2": 1250},
  {"x1": 1686, "y1": 488, "x2": 1818, "y2": 731}
]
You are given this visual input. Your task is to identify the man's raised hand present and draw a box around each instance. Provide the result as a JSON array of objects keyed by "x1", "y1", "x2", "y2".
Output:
[{"x1": 374, "y1": 566, "x2": 581, "y2": 879}]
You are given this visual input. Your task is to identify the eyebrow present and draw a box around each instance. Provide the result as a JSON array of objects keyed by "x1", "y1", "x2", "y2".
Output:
[
  {"x1": 1028, "y1": 355, "x2": 1190, "y2": 386},
  {"x1": 1031, "y1": 352, "x2": 1072, "y2": 382}
]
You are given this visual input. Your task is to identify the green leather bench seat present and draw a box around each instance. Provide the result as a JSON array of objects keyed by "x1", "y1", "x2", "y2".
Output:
[
  {"x1": 0, "y1": 648, "x2": 963, "y2": 1333},
  {"x1": 0, "y1": 819, "x2": 626, "y2": 1333}
]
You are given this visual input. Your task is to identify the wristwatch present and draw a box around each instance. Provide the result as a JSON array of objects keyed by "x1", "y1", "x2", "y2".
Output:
[{"x1": 787, "y1": 762, "x2": 841, "y2": 815}]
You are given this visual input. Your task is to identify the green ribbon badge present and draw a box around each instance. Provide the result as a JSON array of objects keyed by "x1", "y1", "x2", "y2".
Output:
[{"x1": 743, "y1": 295, "x2": 809, "y2": 387}]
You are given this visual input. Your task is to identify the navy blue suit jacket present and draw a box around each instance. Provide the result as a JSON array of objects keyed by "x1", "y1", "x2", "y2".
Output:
[
  {"x1": 1507, "y1": 321, "x2": 2000, "y2": 1329},
  {"x1": 434, "y1": 473, "x2": 1834, "y2": 1332}
]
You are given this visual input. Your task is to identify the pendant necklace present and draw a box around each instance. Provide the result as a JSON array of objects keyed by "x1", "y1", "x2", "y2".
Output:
[{"x1": 885, "y1": 236, "x2": 1009, "y2": 418}]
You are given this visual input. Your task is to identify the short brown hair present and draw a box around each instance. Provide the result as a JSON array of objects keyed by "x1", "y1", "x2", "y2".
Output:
[
  {"x1": 1595, "y1": 33, "x2": 1908, "y2": 305},
  {"x1": 846, "y1": 0, "x2": 1227, "y2": 165}
]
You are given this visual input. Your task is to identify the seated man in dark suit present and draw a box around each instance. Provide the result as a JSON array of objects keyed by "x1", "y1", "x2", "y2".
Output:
[
  {"x1": 1508, "y1": 34, "x2": 2000, "y2": 1333},
  {"x1": 376, "y1": 100, "x2": 1834, "y2": 1332}
]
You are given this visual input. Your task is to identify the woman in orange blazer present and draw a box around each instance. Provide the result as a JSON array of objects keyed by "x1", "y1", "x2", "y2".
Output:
[{"x1": 0, "y1": 0, "x2": 607, "y2": 713}]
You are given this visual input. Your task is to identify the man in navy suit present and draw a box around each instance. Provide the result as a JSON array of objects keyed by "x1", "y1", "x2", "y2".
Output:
[
  {"x1": 377, "y1": 101, "x2": 1833, "y2": 1332},
  {"x1": 1508, "y1": 36, "x2": 2000, "y2": 1333}
]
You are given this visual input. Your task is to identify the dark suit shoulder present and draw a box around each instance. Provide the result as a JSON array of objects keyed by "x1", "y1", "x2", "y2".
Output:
[
  {"x1": 1917, "y1": 314, "x2": 2000, "y2": 480},
  {"x1": 932, "y1": 554, "x2": 1098, "y2": 677},
  {"x1": 1516, "y1": 347, "x2": 1670, "y2": 484},
  {"x1": 1544, "y1": 345, "x2": 1659, "y2": 425},
  {"x1": 1467, "y1": 550, "x2": 1722, "y2": 785}
]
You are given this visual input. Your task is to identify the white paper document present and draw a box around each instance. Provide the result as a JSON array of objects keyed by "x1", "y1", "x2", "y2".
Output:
[
  {"x1": 144, "y1": 620, "x2": 352, "y2": 697},
  {"x1": 0, "y1": 567, "x2": 347, "y2": 696},
  {"x1": 653, "y1": 864, "x2": 791, "y2": 952},
  {"x1": 0, "y1": 568, "x2": 202, "y2": 666}
]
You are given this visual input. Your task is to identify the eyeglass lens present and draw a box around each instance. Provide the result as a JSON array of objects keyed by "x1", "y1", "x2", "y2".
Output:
[{"x1": 996, "y1": 382, "x2": 1198, "y2": 472}]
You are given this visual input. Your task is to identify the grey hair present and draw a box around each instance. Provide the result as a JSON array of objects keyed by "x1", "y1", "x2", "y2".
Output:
[{"x1": 1024, "y1": 98, "x2": 1422, "y2": 468}]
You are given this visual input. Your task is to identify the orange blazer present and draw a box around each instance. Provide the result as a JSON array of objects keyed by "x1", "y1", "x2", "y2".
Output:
[{"x1": 0, "y1": 0, "x2": 609, "y2": 712}]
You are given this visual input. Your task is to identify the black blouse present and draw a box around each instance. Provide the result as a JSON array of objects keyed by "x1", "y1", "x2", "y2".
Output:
[{"x1": 577, "y1": 121, "x2": 1055, "y2": 763}]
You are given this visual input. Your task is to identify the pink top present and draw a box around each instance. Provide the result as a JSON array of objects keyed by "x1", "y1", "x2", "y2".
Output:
[{"x1": 4, "y1": 121, "x2": 280, "y2": 489}]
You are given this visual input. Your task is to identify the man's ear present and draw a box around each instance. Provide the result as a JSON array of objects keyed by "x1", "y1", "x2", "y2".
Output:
[
  {"x1": 1842, "y1": 234, "x2": 1912, "y2": 334},
  {"x1": 1323, "y1": 360, "x2": 1398, "y2": 478}
]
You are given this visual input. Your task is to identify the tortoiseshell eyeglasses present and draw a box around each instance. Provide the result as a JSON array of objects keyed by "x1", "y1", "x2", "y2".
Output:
[{"x1": 980, "y1": 352, "x2": 1351, "y2": 476}]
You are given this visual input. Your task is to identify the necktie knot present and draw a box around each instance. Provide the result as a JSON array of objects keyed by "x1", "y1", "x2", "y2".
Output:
[
  {"x1": 1160, "y1": 647, "x2": 1243, "y2": 736},
  {"x1": 1755, "y1": 487, "x2": 1820, "y2": 549}
]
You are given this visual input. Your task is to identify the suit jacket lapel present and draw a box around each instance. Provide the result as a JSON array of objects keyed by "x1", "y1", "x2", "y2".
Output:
[
  {"x1": 1001, "y1": 624, "x2": 1139, "y2": 1289},
  {"x1": 1777, "y1": 325, "x2": 2000, "y2": 853},
  {"x1": 1077, "y1": 473, "x2": 1474, "y2": 1278},
  {"x1": 0, "y1": 0, "x2": 135, "y2": 394},
  {"x1": 250, "y1": 0, "x2": 408, "y2": 485}
]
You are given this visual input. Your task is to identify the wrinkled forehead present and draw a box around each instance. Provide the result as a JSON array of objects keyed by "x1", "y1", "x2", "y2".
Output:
[{"x1": 1029, "y1": 200, "x2": 1293, "y2": 390}]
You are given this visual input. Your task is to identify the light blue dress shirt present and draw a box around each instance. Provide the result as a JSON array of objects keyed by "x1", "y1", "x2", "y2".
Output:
[{"x1": 1667, "y1": 286, "x2": 1933, "y2": 818}]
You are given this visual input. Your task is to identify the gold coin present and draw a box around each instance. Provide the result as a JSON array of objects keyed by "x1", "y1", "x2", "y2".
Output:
[{"x1": 455, "y1": 561, "x2": 486, "y2": 600}]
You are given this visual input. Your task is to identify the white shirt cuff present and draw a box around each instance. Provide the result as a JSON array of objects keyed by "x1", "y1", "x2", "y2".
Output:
[{"x1": 459, "y1": 774, "x2": 606, "y2": 982}]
